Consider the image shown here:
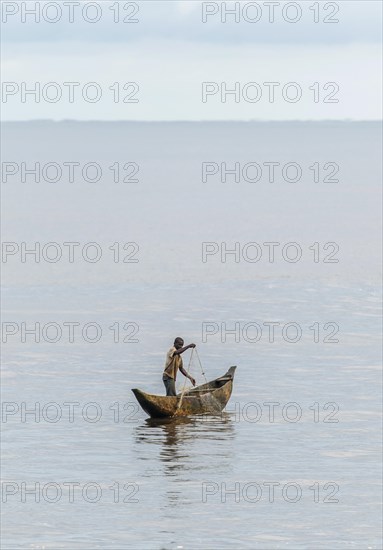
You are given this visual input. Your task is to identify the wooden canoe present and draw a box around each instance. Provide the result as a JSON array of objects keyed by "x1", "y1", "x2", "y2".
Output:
[{"x1": 132, "y1": 366, "x2": 237, "y2": 419}]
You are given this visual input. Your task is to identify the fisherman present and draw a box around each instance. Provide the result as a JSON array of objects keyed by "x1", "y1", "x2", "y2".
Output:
[{"x1": 163, "y1": 337, "x2": 196, "y2": 396}]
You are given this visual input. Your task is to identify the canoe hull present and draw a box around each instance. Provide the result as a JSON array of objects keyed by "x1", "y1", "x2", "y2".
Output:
[{"x1": 132, "y1": 366, "x2": 236, "y2": 419}]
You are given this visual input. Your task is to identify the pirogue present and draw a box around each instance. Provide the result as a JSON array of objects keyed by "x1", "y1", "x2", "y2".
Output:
[{"x1": 132, "y1": 366, "x2": 237, "y2": 419}]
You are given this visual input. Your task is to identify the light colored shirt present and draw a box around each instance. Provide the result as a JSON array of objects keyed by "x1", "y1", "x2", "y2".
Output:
[{"x1": 163, "y1": 346, "x2": 183, "y2": 380}]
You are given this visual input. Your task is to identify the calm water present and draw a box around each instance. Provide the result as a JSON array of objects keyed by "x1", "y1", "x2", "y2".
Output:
[{"x1": 1, "y1": 122, "x2": 382, "y2": 549}]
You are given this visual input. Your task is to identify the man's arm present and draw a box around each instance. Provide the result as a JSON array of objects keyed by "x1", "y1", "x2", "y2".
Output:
[
  {"x1": 179, "y1": 366, "x2": 196, "y2": 386},
  {"x1": 173, "y1": 343, "x2": 196, "y2": 356}
]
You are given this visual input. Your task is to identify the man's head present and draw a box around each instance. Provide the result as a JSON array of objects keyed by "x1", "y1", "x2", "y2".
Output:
[{"x1": 174, "y1": 337, "x2": 184, "y2": 349}]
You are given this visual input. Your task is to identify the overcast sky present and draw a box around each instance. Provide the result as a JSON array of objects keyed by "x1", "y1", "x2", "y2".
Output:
[{"x1": 1, "y1": 0, "x2": 382, "y2": 120}]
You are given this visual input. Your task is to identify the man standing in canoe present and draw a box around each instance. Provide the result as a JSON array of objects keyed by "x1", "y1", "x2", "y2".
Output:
[{"x1": 163, "y1": 337, "x2": 196, "y2": 396}]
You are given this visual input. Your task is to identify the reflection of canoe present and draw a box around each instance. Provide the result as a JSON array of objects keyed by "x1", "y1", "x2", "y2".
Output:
[{"x1": 132, "y1": 366, "x2": 237, "y2": 419}]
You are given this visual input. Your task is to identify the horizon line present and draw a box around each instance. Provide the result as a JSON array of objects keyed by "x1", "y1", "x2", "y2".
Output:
[{"x1": 1, "y1": 118, "x2": 382, "y2": 124}]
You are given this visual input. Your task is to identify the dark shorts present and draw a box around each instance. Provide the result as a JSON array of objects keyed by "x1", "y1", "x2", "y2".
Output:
[{"x1": 162, "y1": 375, "x2": 176, "y2": 396}]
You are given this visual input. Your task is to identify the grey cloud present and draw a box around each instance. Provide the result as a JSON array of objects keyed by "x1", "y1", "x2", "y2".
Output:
[{"x1": 1, "y1": 1, "x2": 381, "y2": 45}]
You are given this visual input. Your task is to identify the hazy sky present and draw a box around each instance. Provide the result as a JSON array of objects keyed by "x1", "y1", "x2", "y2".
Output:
[{"x1": 1, "y1": 0, "x2": 382, "y2": 120}]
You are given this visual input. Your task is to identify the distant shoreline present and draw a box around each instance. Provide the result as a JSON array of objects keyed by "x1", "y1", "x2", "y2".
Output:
[{"x1": 2, "y1": 119, "x2": 382, "y2": 125}]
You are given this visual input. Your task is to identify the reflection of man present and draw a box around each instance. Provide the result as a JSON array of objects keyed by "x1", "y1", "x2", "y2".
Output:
[{"x1": 162, "y1": 337, "x2": 196, "y2": 396}]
